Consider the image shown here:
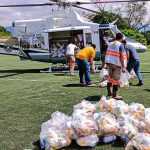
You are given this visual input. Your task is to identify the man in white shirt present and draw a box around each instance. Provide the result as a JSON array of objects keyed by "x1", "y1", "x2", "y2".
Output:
[{"x1": 66, "y1": 38, "x2": 78, "y2": 76}]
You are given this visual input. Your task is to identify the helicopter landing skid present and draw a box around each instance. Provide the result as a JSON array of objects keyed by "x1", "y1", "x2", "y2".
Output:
[
  {"x1": 40, "y1": 66, "x2": 52, "y2": 73},
  {"x1": 40, "y1": 64, "x2": 100, "y2": 73}
]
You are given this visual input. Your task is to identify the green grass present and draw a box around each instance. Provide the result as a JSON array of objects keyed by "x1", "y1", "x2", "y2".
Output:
[
  {"x1": 0, "y1": 52, "x2": 150, "y2": 150},
  {"x1": 147, "y1": 45, "x2": 150, "y2": 51}
]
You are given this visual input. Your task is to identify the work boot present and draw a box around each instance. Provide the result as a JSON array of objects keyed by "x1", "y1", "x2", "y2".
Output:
[
  {"x1": 112, "y1": 85, "x2": 122, "y2": 100},
  {"x1": 107, "y1": 82, "x2": 113, "y2": 96},
  {"x1": 136, "y1": 80, "x2": 143, "y2": 86}
]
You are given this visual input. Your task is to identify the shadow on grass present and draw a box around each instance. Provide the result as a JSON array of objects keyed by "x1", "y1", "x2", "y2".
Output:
[
  {"x1": 32, "y1": 137, "x2": 124, "y2": 150},
  {"x1": 65, "y1": 140, "x2": 93, "y2": 150},
  {"x1": 0, "y1": 68, "x2": 73, "y2": 78},
  {"x1": 0, "y1": 69, "x2": 40, "y2": 74},
  {"x1": 141, "y1": 71, "x2": 150, "y2": 73},
  {"x1": 144, "y1": 89, "x2": 150, "y2": 92},
  {"x1": 84, "y1": 95, "x2": 102, "y2": 101},
  {"x1": 32, "y1": 140, "x2": 42, "y2": 150},
  {"x1": 0, "y1": 73, "x2": 19, "y2": 78},
  {"x1": 111, "y1": 137, "x2": 124, "y2": 148},
  {"x1": 32, "y1": 140, "x2": 93, "y2": 150},
  {"x1": 0, "y1": 69, "x2": 40, "y2": 78},
  {"x1": 54, "y1": 73, "x2": 68, "y2": 76},
  {"x1": 63, "y1": 84, "x2": 86, "y2": 87}
]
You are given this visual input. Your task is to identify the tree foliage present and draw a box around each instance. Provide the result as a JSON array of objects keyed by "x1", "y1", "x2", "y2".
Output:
[
  {"x1": 124, "y1": 2, "x2": 148, "y2": 29},
  {"x1": 92, "y1": 11, "x2": 129, "y2": 29},
  {"x1": 0, "y1": 26, "x2": 11, "y2": 36},
  {"x1": 143, "y1": 31, "x2": 150, "y2": 44},
  {"x1": 121, "y1": 28, "x2": 147, "y2": 44}
]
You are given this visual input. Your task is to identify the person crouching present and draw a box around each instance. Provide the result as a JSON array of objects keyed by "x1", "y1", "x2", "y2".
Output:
[{"x1": 76, "y1": 44, "x2": 96, "y2": 87}]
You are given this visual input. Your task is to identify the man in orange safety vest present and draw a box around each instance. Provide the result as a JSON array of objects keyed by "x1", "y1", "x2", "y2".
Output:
[{"x1": 105, "y1": 33, "x2": 127, "y2": 100}]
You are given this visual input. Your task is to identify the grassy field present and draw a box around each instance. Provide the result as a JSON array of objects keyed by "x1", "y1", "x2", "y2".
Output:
[{"x1": 0, "y1": 51, "x2": 150, "y2": 150}]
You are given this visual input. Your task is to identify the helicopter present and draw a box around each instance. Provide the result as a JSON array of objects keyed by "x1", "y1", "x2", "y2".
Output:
[{"x1": 0, "y1": 0, "x2": 148, "y2": 66}]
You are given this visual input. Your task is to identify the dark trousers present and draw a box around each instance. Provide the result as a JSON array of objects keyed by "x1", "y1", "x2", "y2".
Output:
[
  {"x1": 76, "y1": 58, "x2": 92, "y2": 85},
  {"x1": 127, "y1": 60, "x2": 143, "y2": 82}
]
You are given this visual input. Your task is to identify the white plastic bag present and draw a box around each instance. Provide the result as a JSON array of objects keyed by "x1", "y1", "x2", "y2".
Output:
[
  {"x1": 130, "y1": 69, "x2": 136, "y2": 79},
  {"x1": 95, "y1": 96, "x2": 116, "y2": 113},
  {"x1": 120, "y1": 72, "x2": 129, "y2": 89},
  {"x1": 99, "y1": 80, "x2": 108, "y2": 88},
  {"x1": 40, "y1": 111, "x2": 72, "y2": 149},
  {"x1": 77, "y1": 134, "x2": 99, "y2": 147},
  {"x1": 111, "y1": 100, "x2": 129, "y2": 117},
  {"x1": 100, "y1": 68, "x2": 109, "y2": 80},
  {"x1": 94, "y1": 112, "x2": 118, "y2": 137},
  {"x1": 125, "y1": 70, "x2": 131, "y2": 80},
  {"x1": 41, "y1": 129, "x2": 72, "y2": 150},
  {"x1": 117, "y1": 114, "x2": 139, "y2": 144},
  {"x1": 73, "y1": 100, "x2": 95, "y2": 116},
  {"x1": 125, "y1": 133, "x2": 150, "y2": 150},
  {"x1": 128, "y1": 103, "x2": 145, "y2": 121},
  {"x1": 72, "y1": 114, "x2": 98, "y2": 137}
]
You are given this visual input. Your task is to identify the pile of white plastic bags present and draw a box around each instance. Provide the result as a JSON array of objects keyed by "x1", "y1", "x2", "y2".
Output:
[{"x1": 40, "y1": 96, "x2": 150, "y2": 150}]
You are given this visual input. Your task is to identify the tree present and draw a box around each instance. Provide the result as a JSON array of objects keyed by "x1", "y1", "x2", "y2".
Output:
[
  {"x1": 121, "y1": 28, "x2": 147, "y2": 44},
  {"x1": 0, "y1": 26, "x2": 7, "y2": 32},
  {"x1": 92, "y1": 11, "x2": 129, "y2": 29},
  {"x1": 124, "y1": 2, "x2": 148, "y2": 30},
  {"x1": 143, "y1": 31, "x2": 150, "y2": 44},
  {"x1": 95, "y1": 3, "x2": 124, "y2": 15},
  {"x1": 0, "y1": 26, "x2": 11, "y2": 36}
]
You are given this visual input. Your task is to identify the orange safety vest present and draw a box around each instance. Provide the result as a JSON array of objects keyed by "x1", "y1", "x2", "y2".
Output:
[{"x1": 105, "y1": 41, "x2": 127, "y2": 67}]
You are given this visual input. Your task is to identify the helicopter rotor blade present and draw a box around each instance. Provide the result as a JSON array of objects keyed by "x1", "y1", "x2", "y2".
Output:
[
  {"x1": 0, "y1": 3, "x2": 55, "y2": 8},
  {"x1": 0, "y1": 0, "x2": 148, "y2": 8},
  {"x1": 76, "y1": 0, "x2": 149, "y2": 5},
  {"x1": 72, "y1": 4, "x2": 99, "y2": 13}
]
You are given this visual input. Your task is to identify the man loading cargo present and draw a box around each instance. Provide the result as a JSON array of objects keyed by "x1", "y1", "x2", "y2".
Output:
[
  {"x1": 66, "y1": 38, "x2": 78, "y2": 76},
  {"x1": 122, "y1": 40, "x2": 144, "y2": 86},
  {"x1": 105, "y1": 33, "x2": 127, "y2": 100},
  {"x1": 100, "y1": 31, "x2": 113, "y2": 69},
  {"x1": 76, "y1": 44, "x2": 96, "y2": 87}
]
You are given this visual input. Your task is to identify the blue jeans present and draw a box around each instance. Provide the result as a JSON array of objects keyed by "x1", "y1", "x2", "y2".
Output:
[
  {"x1": 76, "y1": 58, "x2": 92, "y2": 85},
  {"x1": 127, "y1": 60, "x2": 143, "y2": 82}
]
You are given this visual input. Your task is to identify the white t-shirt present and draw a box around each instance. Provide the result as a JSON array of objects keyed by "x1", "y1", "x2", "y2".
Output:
[{"x1": 66, "y1": 43, "x2": 77, "y2": 55}]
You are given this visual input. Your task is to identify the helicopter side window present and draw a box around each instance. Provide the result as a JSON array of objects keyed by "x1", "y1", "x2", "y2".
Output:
[{"x1": 85, "y1": 33, "x2": 92, "y2": 45}]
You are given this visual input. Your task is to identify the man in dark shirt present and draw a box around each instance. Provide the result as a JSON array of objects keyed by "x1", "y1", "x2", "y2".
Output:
[
  {"x1": 100, "y1": 31, "x2": 113, "y2": 69},
  {"x1": 122, "y1": 40, "x2": 143, "y2": 86}
]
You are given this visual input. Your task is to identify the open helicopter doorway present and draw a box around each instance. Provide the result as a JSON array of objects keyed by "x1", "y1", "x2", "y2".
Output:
[{"x1": 49, "y1": 30, "x2": 84, "y2": 59}]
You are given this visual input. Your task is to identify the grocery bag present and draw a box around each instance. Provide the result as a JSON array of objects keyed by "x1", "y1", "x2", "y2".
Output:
[
  {"x1": 100, "y1": 68, "x2": 109, "y2": 80},
  {"x1": 120, "y1": 72, "x2": 129, "y2": 89},
  {"x1": 125, "y1": 133, "x2": 150, "y2": 150},
  {"x1": 130, "y1": 69, "x2": 136, "y2": 79},
  {"x1": 125, "y1": 70, "x2": 131, "y2": 80}
]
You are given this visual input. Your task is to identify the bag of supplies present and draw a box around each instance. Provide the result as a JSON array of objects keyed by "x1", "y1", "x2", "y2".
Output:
[
  {"x1": 100, "y1": 68, "x2": 109, "y2": 80},
  {"x1": 120, "y1": 72, "x2": 129, "y2": 89}
]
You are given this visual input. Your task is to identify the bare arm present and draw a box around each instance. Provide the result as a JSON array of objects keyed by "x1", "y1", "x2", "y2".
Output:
[
  {"x1": 89, "y1": 57, "x2": 95, "y2": 72},
  {"x1": 120, "y1": 52, "x2": 127, "y2": 72},
  {"x1": 89, "y1": 57, "x2": 94, "y2": 67},
  {"x1": 119, "y1": 45, "x2": 127, "y2": 72},
  {"x1": 126, "y1": 51, "x2": 130, "y2": 60}
]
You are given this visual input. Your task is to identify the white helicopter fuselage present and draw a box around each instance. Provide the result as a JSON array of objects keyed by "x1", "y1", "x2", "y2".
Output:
[{"x1": 0, "y1": 10, "x2": 147, "y2": 62}]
